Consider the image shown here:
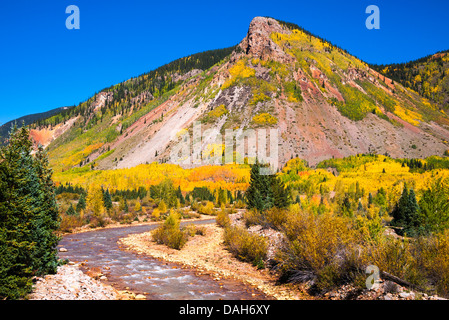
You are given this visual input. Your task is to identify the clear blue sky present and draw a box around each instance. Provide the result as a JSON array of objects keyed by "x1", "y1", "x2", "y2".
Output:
[{"x1": 0, "y1": 0, "x2": 448, "y2": 124}]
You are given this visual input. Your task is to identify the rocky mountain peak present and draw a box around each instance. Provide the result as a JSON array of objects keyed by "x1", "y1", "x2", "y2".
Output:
[{"x1": 239, "y1": 17, "x2": 294, "y2": 63}]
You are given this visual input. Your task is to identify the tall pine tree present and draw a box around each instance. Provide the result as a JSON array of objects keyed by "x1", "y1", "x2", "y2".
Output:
[
  {"x1": 0, "y1": 126, "x2": 60, "y2": 299},
  {"x1": 246, "y1": 159, "x2": 291, "y2": 211}
]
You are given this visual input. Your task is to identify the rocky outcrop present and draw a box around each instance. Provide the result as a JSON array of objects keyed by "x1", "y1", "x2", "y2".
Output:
[{"x1": 239, "y1": 17, "x2": 294, "y2": 63}]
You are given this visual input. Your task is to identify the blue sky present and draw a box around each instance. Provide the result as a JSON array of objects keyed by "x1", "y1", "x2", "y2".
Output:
[{"x1": 0, "y1": 0, "x2": 448, "y2": 124}]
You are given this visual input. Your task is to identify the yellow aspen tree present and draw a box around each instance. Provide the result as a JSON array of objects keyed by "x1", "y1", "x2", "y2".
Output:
[{"x1": 86, "y1": 185, "x2": 105, "y2": 217}]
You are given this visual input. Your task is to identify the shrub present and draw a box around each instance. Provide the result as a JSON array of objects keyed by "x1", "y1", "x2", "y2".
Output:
[
  {"x1": 251, "y1": 113, "x2": 278, "y2": 126},
  {"x1": 223, "y1": 225, "x2": 268, "y2": 267},
  {"x1": 152, "y1": 212, "x2": 188, "y2": 250},
  {"x1": 216, "y1": 210, "x2": 231, "y2": 228},
  {"x1": 244, "y1": 208, "x2": 289, "y2": 230},
  {"x1": 196, "y1": 201, "x2": 216, "y2": 215},
  {"x1": 275, "y1": 209, "x2": 361, "y2": 291},
  {"x1": 184, "y1": 224, "x2": 206, "y2": 237},
  {"x1": 415, "y1": 230, "x2": 449, "y2": 296},
  {"x1": 151, "y1": 208, "x2": 161, "y2": 220},
  {"x1": 59, "y1": 214, "x2": 85, "y2": 233}
]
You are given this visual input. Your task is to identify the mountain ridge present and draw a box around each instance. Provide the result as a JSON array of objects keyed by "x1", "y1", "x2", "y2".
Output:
[{"x1": 16, "y1": 16, "x2": 449, "y2": 172}]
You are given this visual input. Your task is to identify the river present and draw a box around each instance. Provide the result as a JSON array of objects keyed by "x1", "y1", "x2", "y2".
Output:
[{"x1": 57, "y1": 219, "x2": 270, "y2": 300}]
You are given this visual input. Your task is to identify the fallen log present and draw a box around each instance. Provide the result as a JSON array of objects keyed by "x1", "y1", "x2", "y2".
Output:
[{"x1": 381, "y1": 271, "x2": 425, "y2": 292}]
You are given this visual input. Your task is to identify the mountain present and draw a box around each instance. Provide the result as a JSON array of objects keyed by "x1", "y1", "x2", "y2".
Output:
[
  {"x1": 27, "y1": 17, "x2": 449, "y2": 173},
  {"x1": 371, "y1": 50, "x2": 449, "y2": 110},
  {"x1": 0, "y1": 106, "x2": 70, "y2": 145}
]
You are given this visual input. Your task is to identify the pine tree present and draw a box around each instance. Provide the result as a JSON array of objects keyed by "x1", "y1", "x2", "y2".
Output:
[
  {"x1": 403, "y1": 188, "x2": 420, "y2": 236},
  {"x1": 246, "y1": 159, "x2": 290, "y2": 211},
  {"x1": 103, "y1": 188, "x2": 113, "y2": 211},
  {"x1": 391, "y1": 184, "x2": 421, "y2": 236},
  {"x1": 66, "y1": 204, "x2": 77, "y2": 216},
  {"x1": 368, "y1": 192, "x2": 373, "y2": 208},
  {"x1": 76, "y1": 192, "x2": 87, "y2": 212},
  {"x1": 392, "y1": 184, "x2": 409, "y2": 227},
  {"x1": 271, "y1": 176, "x2": 291, "y2": 209},
  {"x1": 0, "y1": 126, "x2": 60, "y2": 299},
  {"x1": 246, "y1": 160, "x2": 271, "y2": 211}
]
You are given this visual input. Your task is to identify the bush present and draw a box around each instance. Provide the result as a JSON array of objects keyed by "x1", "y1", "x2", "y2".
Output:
[
  {"x1": 275, "y1": 209, "x2": 361, "y2": 292},
  {"x1": 152, "y1": 212, "x2": 188, "y2": 250},
  {"x1": 244, "y1": 208, "x2": 288, "y2": 230},
  {"x1": 216, "y1": 210, "x2": 231, "y2": 228},
  {"x1": 223, "y1": 225, "x2": 268, "y2": 267},
  {"x1": 59, "y1": 214, "x2": 85, "y2": 233},
  {"x1": 196, "y1": 201, "x2": 216, "y2": 215},
  {"x1": 184, "y1": 224, "x2": 206, "y2": 237}
]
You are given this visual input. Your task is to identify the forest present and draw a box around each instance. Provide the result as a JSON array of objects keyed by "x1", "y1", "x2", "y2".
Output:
[{"x1": 371, "y1": 50, "x2": 449, "y2": 110}]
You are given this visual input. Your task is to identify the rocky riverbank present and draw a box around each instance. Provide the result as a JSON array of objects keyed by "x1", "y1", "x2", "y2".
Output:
[
  {"x1": 120, "y1": 213, "x2": 447, "y2": 301},
  {"x1": 28, "y1": 263, "x2": 119, "y2": 300}
]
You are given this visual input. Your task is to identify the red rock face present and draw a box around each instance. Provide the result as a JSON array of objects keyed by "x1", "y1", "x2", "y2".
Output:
[{"x1": 239, "y1": 17, "x2": 294, "y2": 64}]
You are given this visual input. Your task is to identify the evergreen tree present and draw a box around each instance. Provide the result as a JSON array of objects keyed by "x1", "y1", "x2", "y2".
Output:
[
  {"x1": 368, "y1": 192, "x2": 373, "y2": 208},
  {"x1": 403, "y1": 188, "x2": 420, "y2": 236},
  {"x1": 271, "y1": 176, "x2": 291, "y2": 209},
  {"x1": 246, "y1": 159, "x2": 290, "y2": 211},
  {"x1": 392, "y1": 184, "x2": 409, "y2": 227},
  {"x1": 103, "y1": 188, "x2": 113, "y2": 212},
  {"x1": 246, "y1": 160, "x2": 272, "y2": 211},
  {"x1": 76, "y1": 192, "x2": 87, "y2": 213},
  {"x1": 391, "y1": 184, "x2": 421, "y2": 236},
  {"x1": 0, "y1": 126, "x2": 60, "y2": 299},
  {"x1": 66, "y1": 204, "x2": 77, "y2": 216}
]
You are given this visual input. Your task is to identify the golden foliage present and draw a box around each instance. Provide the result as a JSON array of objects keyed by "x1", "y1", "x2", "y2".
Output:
[
  {"x1": 222, "y1": 59, "x2": 255, "y2": 89},
  {"x1": 252, "y1": 113, "x2": 278, "y2": 126}
]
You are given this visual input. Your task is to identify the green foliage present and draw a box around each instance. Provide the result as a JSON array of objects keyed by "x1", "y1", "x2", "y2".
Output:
[
  {"x1": 372, "y1": 51, "x2": 449, "y2": 110},
  {"x1": 152, "y1": 211, "x2": 188, "y2": 250},
  {"x1": 191, "y1": 186, "x2": 215, "y2": 202},
  {"x1": 103, "y1": 189, "x2": 113, "y2": 211},
  {"x1": 76, "y1": 192, "x2": 86, "y2": 213},
  {"x1": 390, "y1": 180, "x2": 449, "y2": 237},
  {"x1": 418, "y1": 176, "x2": 449, "y2": 235},
  {"x1": 149, "y1": 179, "x2": 178, "y2": 208},
  {"x1": 66, "y1": 204, "x2": 77, "y2": 216},
  {"x1": 284, "y1": 81, "x2": 303, "y2": 102},
  {"x1": 245, "y1": 159, "x2": 291, "y2": 212},
  {"x1": 0, "y1": 126, "x2": 60, "y2": 299}
]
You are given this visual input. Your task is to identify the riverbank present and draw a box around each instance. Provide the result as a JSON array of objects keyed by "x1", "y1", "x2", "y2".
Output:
[
  {"x1": 28, "y1": 263, "x2": 119, "y2": 300},
  {"x1": 60, "y1": 212, "x2": 214, "y2": 236},
  {"x1": 119, "y1": 221, "x2": 309, "y2": 300}
]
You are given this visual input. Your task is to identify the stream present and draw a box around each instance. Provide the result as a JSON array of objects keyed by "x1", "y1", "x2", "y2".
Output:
[{"x1": 57, "y1": 219, "x2": 270, "y2": 300}]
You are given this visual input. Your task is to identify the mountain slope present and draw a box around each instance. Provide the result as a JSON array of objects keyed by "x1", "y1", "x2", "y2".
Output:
[
  {"x1": 0, "y1": 107, "x2": 69, "y2": 145},
  {"x1": 30, "y1": 17, "x2": 449, "y2": 173},
  {"x1": 371, "y1": 50, "x2": 449, "y2": 110}
]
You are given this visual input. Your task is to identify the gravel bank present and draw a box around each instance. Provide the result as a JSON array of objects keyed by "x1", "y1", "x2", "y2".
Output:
[{"x1": 28, "y1": 263, "x2": 119, "y2": 300}]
